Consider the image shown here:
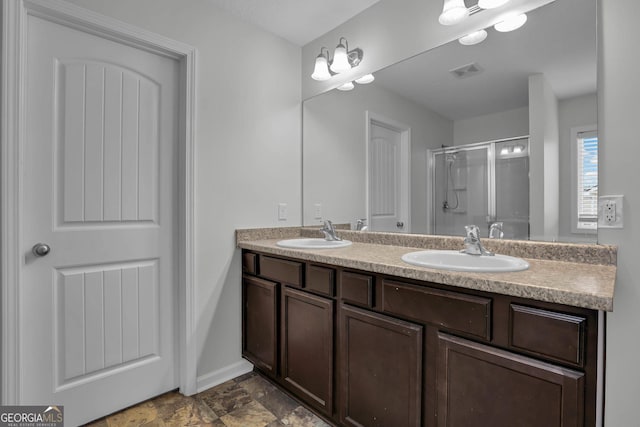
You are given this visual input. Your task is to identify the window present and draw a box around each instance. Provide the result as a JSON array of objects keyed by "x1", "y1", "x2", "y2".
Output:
[{"x1": 576, "y1": 130, "x2": 598, "y2": 231}]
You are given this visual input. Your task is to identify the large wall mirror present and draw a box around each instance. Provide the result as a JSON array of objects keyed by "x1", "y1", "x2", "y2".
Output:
[{"x1": 302, "y1": 0, "x2": 597, "y2": 243}]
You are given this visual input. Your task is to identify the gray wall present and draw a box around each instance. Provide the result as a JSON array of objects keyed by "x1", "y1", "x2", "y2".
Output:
[
  {"x1": 303, "y1": 83, "x2": 452, "y2": 233},
  {"x1": 599, "y1": 0, "x2": 640, "y2": 424},
  {"x1": 64, "y1": 0, "x2": 302, "y2": 383}
]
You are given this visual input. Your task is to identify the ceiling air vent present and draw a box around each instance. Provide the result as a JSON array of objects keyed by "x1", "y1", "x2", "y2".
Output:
[{"x1": 450, "y1": 62, "x2": 484, "y2": 79}]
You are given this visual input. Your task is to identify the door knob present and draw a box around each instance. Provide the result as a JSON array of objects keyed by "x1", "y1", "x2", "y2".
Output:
[
  {"x1": 32, "y1": 243, "x2": 51, "y2": 257},
  {"x1": 397, "y1": 221, "x2": 404, "y2": 229}
]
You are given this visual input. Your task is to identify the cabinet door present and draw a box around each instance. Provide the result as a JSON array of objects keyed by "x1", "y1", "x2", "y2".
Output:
[
  {"x1": 340, "y1": 304, "x2": 423, "y2": 427},
  {"x1": 436, "y1": 332, "x2": 585, "y2": 427},
  {"x1": 242, "y1": 275, "x2": 278, "y2": 376},
  {"x1": 281, "y1": 287, "x2": 334, "y2": 416}
]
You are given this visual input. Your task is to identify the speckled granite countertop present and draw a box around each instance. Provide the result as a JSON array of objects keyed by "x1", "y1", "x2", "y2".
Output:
[{"x1": 236, "y1": 227, "x2": 616, "y2": 312}]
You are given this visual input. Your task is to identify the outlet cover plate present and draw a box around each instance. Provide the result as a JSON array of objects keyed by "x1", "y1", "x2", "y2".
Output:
[
  {"x1": 278, "y1": 203, "x2": 288, "y2": 221},
  {"x1": 598, "y1": 195, "x2": 624, "y2": 228}
]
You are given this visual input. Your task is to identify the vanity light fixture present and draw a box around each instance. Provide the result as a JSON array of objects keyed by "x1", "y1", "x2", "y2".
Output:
[
  {"x1": 459, "y1": 29, "x2": 488, "y2": 45},
  {"x1": 439, "y1": 0, "x2": 469, "y2": 25},
  {"x1": 311, "y1": 47, "x2": 332, "y2": 81},
  {"x1": 494, "y1": 13, "x2": 528, "y2": 32},
  {"x1": 478, "y1": 0, "x2": 510, "y2": 9},
  {"x1": 310, "y1": 37, "x2": 363, "y2": 81},
  {"x1": 330, "y1": 38, "x2": 351, "y2": 73}
]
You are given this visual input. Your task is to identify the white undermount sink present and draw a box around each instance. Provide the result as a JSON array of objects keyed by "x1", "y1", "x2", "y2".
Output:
[
  {"x1": 276, "y1": 238, "x2": 353, "y2": 249},
  {"x1": 401, "y1": 250, "x2": 529, "y2": 273}
]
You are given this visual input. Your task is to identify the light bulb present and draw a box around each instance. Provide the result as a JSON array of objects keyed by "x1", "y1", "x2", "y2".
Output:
[
  {"x1": 438, "y1": 0, "x2": 469, "y2": 25},
  {"x1": 478, "y1": 0, "x2": 510, "y2": 9},
  {"x1": 330, "y1": 43, "x2": 351, "y2": 73},
  {"x1": 337, "y1": 81, "x2": 354, "y2": 91},
  {"x1": 494, "y1": 13, "x2": 527, "y2": 32},
  {"x1": 459, "y1": 30, "x2": 488, "y2": 46},
  {"x1": 355, "y1": 74, "x2": 375, "y2": 84},
  {"x1": 513, "y1": 146, "x2": 523, "y2": 153},
  {"x1": 311, "y1": 54, "x2": 331, "y2": 81},
  {"x1": 500, "y1": 147, "x2": 509, "y2": 155}
]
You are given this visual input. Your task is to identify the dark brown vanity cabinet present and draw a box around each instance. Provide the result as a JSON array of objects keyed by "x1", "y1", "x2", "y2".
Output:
[
  {"x1": 281, "y1": 286, "x2": 334, "y2": 416},
  {"x1": 242, "y1": 275, "x2": 278, "y2": 376},
  {"x1": 434, "y1": 332, "x2": 585, "y2": 427},
  {"x1": 340, "y1": 304, "x2": 422, "y2": 427},
  {"x1": 241, "y1": 250, "x2": 599, "y2": 427}
]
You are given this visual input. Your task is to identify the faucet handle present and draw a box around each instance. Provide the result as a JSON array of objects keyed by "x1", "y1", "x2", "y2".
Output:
[
  {"x1": 489, "y1": 222, "x2": 504, "y2": 239},
  {"x1": 320, "y1": 220, "x2": 342, "y2": 241},
  {"x1": 464, "y1": 225, "x2": 480, "y2": 241}
]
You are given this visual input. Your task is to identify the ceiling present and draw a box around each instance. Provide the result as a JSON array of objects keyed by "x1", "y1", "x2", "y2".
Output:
[{"x1": 207, "y1": 0, "x2": 382, "y2": 46}]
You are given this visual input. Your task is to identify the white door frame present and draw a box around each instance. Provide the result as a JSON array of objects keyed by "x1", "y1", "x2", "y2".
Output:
[
  {"x1": 1, "y1": 0, "x2": 198, "y2": 402},
  {"x1": 365, "y1": 111, "x2": 411, "y2": 232}
]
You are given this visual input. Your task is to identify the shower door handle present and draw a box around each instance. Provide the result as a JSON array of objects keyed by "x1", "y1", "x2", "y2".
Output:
[{"x1": 397, "y1": 221, "x2": 404, "y2": 229}]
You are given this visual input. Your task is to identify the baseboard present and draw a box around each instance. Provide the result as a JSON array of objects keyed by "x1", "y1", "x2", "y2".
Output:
[{"x1": 196, "y1": 359, "x2": 254, "y2": 393}]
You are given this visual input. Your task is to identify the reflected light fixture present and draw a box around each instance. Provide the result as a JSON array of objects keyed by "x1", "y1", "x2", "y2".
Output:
[
  {"x1": 337, "y1": 81, "x2": 355, "y2": 91},
  {"x1": 438, "y1": 0, "x2": 469, "y2": 26},
  {"x1": 500, "y1": 144, "x2": 525, "y2": 155},
  {"x1": 478, "y1": 0, "x2": 510, "y2": 9},
  {"x1": 355, "y1": 74, "x2": 375, "y2": 84},
  {"x1": 494, "y1": 13, "x2": 527, "y2": 32},
  {"x1": 310, "y1": 37, "x2": 363, "y2": 81},
  {"x1": 459, "y1": 29, "x2": 488, "y2": 45}
]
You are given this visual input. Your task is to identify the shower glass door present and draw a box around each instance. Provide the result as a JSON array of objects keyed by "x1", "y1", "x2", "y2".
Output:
[{"x1": 432, "y1": 144, "x2": 492, "y2": 237}]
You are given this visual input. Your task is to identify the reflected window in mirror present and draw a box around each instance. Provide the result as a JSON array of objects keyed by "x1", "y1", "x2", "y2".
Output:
[{"x1": 573, "y1": 128, "x2": 598, "y2": 234}]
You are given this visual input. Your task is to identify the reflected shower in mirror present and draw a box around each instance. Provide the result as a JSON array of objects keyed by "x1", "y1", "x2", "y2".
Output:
[{"x1": 302, "y1": 0, "x2": 597, "y2": 243}]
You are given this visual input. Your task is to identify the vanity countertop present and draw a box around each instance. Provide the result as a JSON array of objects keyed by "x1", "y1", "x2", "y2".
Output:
[{"x1": 237, "y1": 234, "x2": 616, "y2": 312}]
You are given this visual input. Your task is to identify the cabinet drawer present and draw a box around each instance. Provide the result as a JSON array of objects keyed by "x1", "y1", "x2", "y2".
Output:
[
  {"x1": 340, "y1": 271, "x2": 373, "y2": 308},
  {"x1": 242, "y1": 252, "x2": 257, "y2": 275},
  {"x1": 260, "y1": 255, "x2": 303, "y2": 287},
  {"x1": 510, "y1": 304, "x2": 586, "y2": 366},
  {"x1": 306, "y1": 265, "x2": 335, "y2": 297},
  {"x1": 382, "y1": 280, "x2": 491, "y2": 340}
]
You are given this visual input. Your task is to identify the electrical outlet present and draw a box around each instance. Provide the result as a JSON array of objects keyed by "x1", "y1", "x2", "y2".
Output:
[
  {"x1": 314, "y1": 203, "x2": 322, "y2": 220},
  {"x1": 278, "y1": 203, "x2": 287, "y2": 221},
  {"x1": 604, "y1": 201, "x2": 616, "y2": 223},
  {"x1": 598, "y1": 195, "x2": 624, "y2": 228}
]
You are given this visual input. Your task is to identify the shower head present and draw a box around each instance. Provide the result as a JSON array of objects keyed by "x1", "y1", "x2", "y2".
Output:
[{"x1": 446, "y1": 153, "x2": 457, "y2": 163}]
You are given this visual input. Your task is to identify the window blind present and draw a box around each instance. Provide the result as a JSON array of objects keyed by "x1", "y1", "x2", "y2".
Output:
[{"x1": 577, "y1": 130, "x2": 598, "y2": 230}]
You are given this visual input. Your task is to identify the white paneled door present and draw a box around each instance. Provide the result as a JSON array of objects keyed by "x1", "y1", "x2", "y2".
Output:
[
  {"x1": 367, "y1": 116, "x2": 410, "y2": 233},
  {"x1": 21, "y1": 13, "x2": 179, "y2": 425}
]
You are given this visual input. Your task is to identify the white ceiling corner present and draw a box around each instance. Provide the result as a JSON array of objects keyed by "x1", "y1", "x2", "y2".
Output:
[{"x1": 206, "y1": 0, "x2": 382, "y2": 46}]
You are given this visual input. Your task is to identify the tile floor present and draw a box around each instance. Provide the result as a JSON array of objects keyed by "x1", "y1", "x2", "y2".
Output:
[{"x1": 85, "y1": 371, "x2": 333, "y2": 427}]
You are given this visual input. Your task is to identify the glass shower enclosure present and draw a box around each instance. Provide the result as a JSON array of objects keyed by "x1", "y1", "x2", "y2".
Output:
[{"x1": 429, "y1": 137, "x2": 530, "y2": 239}]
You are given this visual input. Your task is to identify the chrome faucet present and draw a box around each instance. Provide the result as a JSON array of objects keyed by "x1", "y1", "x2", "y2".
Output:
[
  {"x1": 461, "y1": 225, "x2": 494, "y2": 256},
  {"x1": 355, "y1": 218, "x2": 368, "y2": 231},
  {"x1": 489, "y1": 222, "x2": 504, "y2": 239},
  {"x1": 320, "y1": 220, "x2": 342, "y2": 241}
]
